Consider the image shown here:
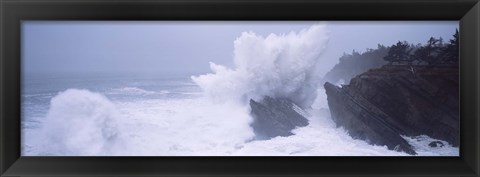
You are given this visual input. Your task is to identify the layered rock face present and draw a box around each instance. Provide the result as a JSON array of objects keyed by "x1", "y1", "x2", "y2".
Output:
[
  {"x1": 250, "y1": 96, "x2": 309, "y2": 140},
  {"x1": 324, "y1": 65, "x2": 459, "y2": 155}
]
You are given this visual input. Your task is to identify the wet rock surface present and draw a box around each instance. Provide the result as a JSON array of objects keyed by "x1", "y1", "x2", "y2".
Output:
[
  {"x1": 250, "y1": 96, "x2": 309, "y2": 140},
  {"x1": 429, "y1": 141, "x2": 445, "y2": 147},
  {"x1": 324, "y1": 64, "x2": 459, "y2": 155}
]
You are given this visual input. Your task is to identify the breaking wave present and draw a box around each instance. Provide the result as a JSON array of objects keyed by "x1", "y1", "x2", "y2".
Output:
[
  {"x1": 192, "y1": 24, "x2": 329, "y2": 108},
  {"x1": 35, "y1": 89, "x2": 123, "y2": 155},
  {"x1": 27, "y1": 88, "x2": 457, "y2": 156},
  {"x1": 31, "y1": 89, "x2": 254, "y2": 156},
  {"x1": 22, "y1": 24, "x2": 458, "y2": 156}
]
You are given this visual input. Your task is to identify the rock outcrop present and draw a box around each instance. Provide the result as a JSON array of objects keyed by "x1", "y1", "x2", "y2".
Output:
[
  {"x1": 324, "y1": 64, "x2": 459, "y2": 155},
  {"x1": 250, "y1": 96, "x2": 309, "y2": 140}
]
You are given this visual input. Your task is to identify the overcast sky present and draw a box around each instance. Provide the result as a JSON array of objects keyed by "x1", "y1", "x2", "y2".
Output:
[{"x1": 22, "y1": 21, "x2": 458, "y2": 76}]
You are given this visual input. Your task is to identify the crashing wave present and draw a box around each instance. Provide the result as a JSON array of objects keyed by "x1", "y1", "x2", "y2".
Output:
[
  {"x1": 37, "y1": 89, "x2": 122, "y2": 156},
  {"x1": 192, "y1": 24, "x2": 330, "y2": 108}
]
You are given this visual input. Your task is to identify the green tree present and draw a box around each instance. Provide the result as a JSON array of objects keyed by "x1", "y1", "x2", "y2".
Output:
[
  {"x1": 384, "y1": 41, "x2": 412, "y2": 65},
  {"x1": 441, "y1": 29, "x2": 459, "y2": 63},
  {"x1": 414, "y1": 37, "x2": 442, "y2": 65}
]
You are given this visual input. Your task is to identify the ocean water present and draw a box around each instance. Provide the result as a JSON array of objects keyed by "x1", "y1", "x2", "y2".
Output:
[
  {"x1": 21, "y1": 24, "x2": 458, "y2": 156},
  {"x1": 21, "y1": 73, "x2": 459, "y2": 156}
]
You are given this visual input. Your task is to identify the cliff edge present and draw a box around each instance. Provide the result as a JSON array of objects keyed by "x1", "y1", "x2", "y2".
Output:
[{"x1": 324, "y1": 64, "x2": 459, "y2": 155}]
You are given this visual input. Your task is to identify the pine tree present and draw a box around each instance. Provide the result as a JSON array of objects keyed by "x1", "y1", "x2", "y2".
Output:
[
  {"x1": 384, "y1": 41, "x2": 412, "y2": 64},
  {"x1": 441, "y1": 29, "x2": 459, "y2": 63},
  {"x1": 415, "y1": 37, "x2": 442, "y2": 65}
]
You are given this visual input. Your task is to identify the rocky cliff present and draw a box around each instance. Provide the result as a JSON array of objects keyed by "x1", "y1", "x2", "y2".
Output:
[
  {"x1": 250, "y1": 96, "x2": 309, "y2": 140},
  {"x1": 324, "y1": 64, "x2": 459, "y2": 155}
]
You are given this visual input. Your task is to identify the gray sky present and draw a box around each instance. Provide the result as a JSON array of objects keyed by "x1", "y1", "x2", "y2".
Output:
[{"x1": 22, "y1": 21, "x2": 458, "y2": 76}]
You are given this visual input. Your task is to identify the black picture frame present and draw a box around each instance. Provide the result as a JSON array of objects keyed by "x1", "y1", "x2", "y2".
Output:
[{"x1": 1, "y1": 0, "x2": 479, "y2": 176}]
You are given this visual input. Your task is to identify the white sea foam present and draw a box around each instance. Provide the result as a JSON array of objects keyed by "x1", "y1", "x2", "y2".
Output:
[
  {"x1": 24, "y1": 88, "x2": 458, "y2": 156},
  {"x1": 107, "y1": 87, "x2": 169, "y2": 95},
  {"x1": 113, "y1": 98, "x2": 254, "y2": 155},
  {"x1": 192, "y1": 24, "x2": 329, "y2": 108},
  {"x1": 402, "y1": 135, "x2": 459, "y2": 156},
  {"x1": 34, "y1": 89, "x2": 123, "y2": 156},
  {"x1": 28, "y1": 89, "x2": 254, "y2": 156},
  {"x1": 22, "y1": 24, "x2": 458, "y2": 156},
  {"x1": 233, "y1": 108, "x2": 408, "y2": 156}
]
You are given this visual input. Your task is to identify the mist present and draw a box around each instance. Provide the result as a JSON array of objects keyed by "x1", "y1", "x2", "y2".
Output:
[
  {"x1": 22, "y1": 21, "x2": 458, "y2": 77},
  {"x1": 22, "y1": 21, "x2": 460, "y2": 156}
]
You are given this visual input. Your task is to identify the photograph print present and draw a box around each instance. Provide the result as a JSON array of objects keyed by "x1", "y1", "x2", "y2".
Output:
[{"x1": 21, "y1": 21, "x2": 459, "y2": 156}]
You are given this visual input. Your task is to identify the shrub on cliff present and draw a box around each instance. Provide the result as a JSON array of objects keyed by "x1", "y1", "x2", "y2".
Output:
[{"x1": 384, "y1": 29, "x2": 459, "y2": 66}]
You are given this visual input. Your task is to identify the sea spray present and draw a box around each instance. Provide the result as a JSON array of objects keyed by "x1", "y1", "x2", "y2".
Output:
[
  {"x1": 192, "y1": 24, "x2": 330, "y2": 108},
  {"x1": 37, "y1": 89, "x2": 121, "y2": 155},
  {"x1": 22, "y1": 23, "x2": 459, "y2": 156},
  {"x1": 25, "y1": 82, "x2": 458, "y2": 156},
  {"x1": 35, "y1": 88, "x2": 255, "y2": 156},
  {"x1": 113, "y1": 98, "x2": 254, "y2": 155}
]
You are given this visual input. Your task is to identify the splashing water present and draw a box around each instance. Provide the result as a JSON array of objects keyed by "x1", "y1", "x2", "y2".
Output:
[{"x1": 192, "y1": 24, "x2": 329, "y2": 108}]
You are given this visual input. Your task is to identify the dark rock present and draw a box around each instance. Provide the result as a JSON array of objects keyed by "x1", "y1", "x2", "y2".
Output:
[
  {"x1": 324, "y1": 82, "x2": 416, "y2": 155},
  {"x1": 429, "y1": 141, "x2": 445, "y2": 147},
  {"x1": 324, "y1": 64, "x2": 459, "y2": 155},
  {"x1": 250, "y1": 96, "x2": 309, "y2": 140}
]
